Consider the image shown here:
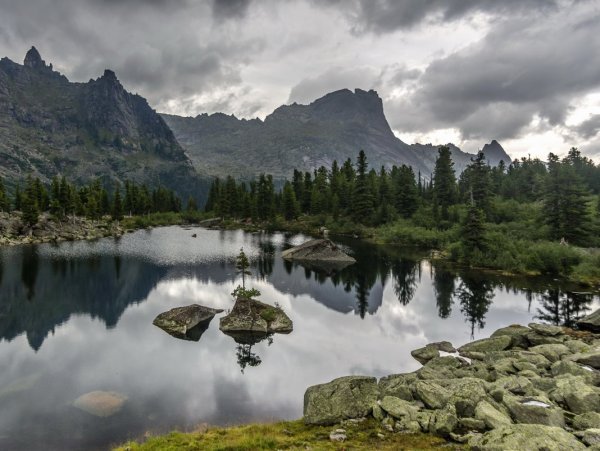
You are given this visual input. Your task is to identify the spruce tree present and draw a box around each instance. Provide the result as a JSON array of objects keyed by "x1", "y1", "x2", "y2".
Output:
[
  {"x1": 432, "y1": 146, "x2": 456, "y2": 221},
  {"x1": 0, "y1": 177, "x2": 8, "y2": 212},
  {"x1": 282, "y1": 181, "x2": 300, "y2": 220},
  {"x1": 351, "y1": 150, "x2": 374, "y2": 224},
  {"x1": 22, "y1": 178, "x2": 39, "y2": 227},
  {"x1": 14, "y1": 185, "x2": 22, "y2": 211},
  {"x1": 460, "y1": 203, "x2": 487, "y2": 261},
  {"x1": 112, "y1": 184, "x2": 124, "y2": 221},
  {"x1": 394, "y1": 165, "x2": 418, "y2": 218}
]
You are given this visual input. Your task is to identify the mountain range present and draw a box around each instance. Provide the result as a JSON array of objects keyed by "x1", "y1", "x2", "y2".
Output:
[
  {"x1": 0, "y1": 47, "x2": 511, "y2": 200},
  {"x1": 162, "y1": 88, "x2": 511, "y2": 179},
  {"x1": 0, "y1": 47, "x2": 198, "y2": 197}
]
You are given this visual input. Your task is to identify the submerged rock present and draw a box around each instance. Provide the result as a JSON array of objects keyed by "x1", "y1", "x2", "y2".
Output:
[
  {"x1": 282, "y1": 239, "x2": 356, "y2": 268},
  {"x1": 576, "y1": 307, "x2": 600, "y2": 333},
  {"x1": 219, "y1": 297, "x2": 292, "y2": 337},
  {"x1": 153, "y1": 304, "x2": 223, "y2": 340},
  {"x1": 73, "y1": 391, "x2": 127, "y2": 417},
  {"x1": 304, "y1": 376, "x2": 378, "y2": 425}
]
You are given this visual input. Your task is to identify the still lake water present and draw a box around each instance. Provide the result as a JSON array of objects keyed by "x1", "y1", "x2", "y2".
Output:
[{"x1": 0, "y1": 226, "x2": 598, "y2": 450}]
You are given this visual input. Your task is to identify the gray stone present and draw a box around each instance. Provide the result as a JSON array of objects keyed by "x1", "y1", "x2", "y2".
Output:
[
  {"x1": 459, "y1": 336, "x2": 512, "y2": 354},
  {"x1": 329, "y1": 429, "x2": 346, "y2": 442},
  {"x1": 564, "y1": 339, "x2": 591, "y2": 354},
  {"x1": 491, "y1": 375, "x2": 535, "y2": 397},
  {"x1": 153, "y1": 304, "x2": 223, "y2": 338},
  {"x1": 303, "y1": 376, "x2": 378, "y2": 425},
  {"x1": 571, "y1": 350, "x2": 600, "y2": 370},
  {"x1": 416, "y1": 356, "x2": 467, "y2": 380},
  {"x1": 528, "y1": 344, "x2": 570, "y2": 363},
  {"x1": 379, "y1": 396, "x2": 419, "y2": 420},
  {"x1": 372, "y1": 402, "x2": 385, "y2": 421},
  {"x1": 491, "y1": 325, "x2": 531, "y2": 349},
  {"x1": 527, "y1": 332, "x2": 567, "y2": 346},
  {"x1": 577, "y1": 308, "x2": 600, "y2": 333},
  {"x1": 378, "y1": 373, "x2": 416, "y2": 401},
  {"x1": 460, "y1": 417, "x2": 487, "y2": 431},
  {"x1": 411, "y1": 344, "x2": 439, "y2": 365},
  {"x1": 429, "y1": 403, "x2": 458, "y2": 436},
  {"x1": 581, "y1": 429, "x2": 600, "y2": 446},
  {"x1": 446, "y1": 377, "x2": 489, "y2": 418},
  {"x1": 469, "y1": 424, "x2": 586, "y2": 450},
  {"x1": 528, "y1": 322, "x2": 564, "y2": 336},
  {"x1": 551, "y1": 359, "x2": 600, "y2": 385},
  {"x1": 394, "y1": 418, "x2": 422, "y2": 433},
  {"x1": 475, "y1": 400, "x2": 512, "y2": 429},
  {"x1": 414, "y1": 380, "x2": 450, "y2": 409},
  {"x1": 573, "y1": 412, "x2": 600, "y2": 431},
  {"x1": 430, "y1": 341, "x2": 456, "y2": 353},
  {"x1": 550, "y1": 375, "x2": 600, "y2": 414},
  {"x1": 503, "y1": 395, "x2": 566, "y2": 427}
]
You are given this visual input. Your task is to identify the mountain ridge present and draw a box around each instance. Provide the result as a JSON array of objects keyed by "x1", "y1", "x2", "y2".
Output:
[
  {"x1": 162, "y1": 88, "x2": 511, "y2": 179},
  {"x1": 0, "y1": 47, "x2": 199, "y2": 198}
]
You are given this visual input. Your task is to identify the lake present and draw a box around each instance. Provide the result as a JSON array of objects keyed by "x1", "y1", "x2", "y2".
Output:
[{"x1": 0, "y1": 226, "x2": 598, "y2": 450}]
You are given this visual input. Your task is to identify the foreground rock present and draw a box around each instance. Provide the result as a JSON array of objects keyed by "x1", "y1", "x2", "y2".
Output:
[
  {"x1": 282, "y1": 239, "x2": 355, "y2": 270},
  {"x1": 153, "y1": 304, "x2": 223, "y2": 340},
  {"x1": 302, "y1": 320, "x2": 600, "y2": 447},
  {"x1": 73, "y1": 391, "x2": 127, "y2": 417},
  {"x1": 304, "y1": 376, "x2": 378, "y2": 425},
  {"x1": 219, "y1": 297, "x2": 292, "y2": 337}
]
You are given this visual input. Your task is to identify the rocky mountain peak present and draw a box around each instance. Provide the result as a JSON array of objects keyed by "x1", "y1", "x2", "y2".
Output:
[
  {"x1": 481, "y1": 140, "x2": 511, "y2": 165},
  {"x1": 24, "y1": 46, "x2": 46, "y2": 69}
]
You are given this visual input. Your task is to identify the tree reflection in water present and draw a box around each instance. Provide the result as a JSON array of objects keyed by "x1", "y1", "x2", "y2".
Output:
[
  {"x1": 455, "y1": 275, "x2": 494, "y2": 338},
  {"x1": 231, "y1": 332, "x2": 274, "y2": 373},
  {"x1": 535, "y1": 289, "x2": 594, "y2": 327}
]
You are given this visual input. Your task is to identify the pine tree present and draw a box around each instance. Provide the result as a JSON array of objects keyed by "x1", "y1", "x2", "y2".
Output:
[
  {"x1": 460, "y1": 203, "x2": 487, "y2": 260},
  {"x1": 432, "y1": 146, "x2": 456, "y2": 221},
  {"x1": 0, "y1": 177, "x2": 9, "y2": 212},
  {"x1": 282, "y1": 181, "x2": 300, "y2": 220},
  {"x1": 467, "y1": 151, "x2": 492, "y2": 217},
  {"x1": 236, "y1": 248, "x2": 251, "y2": 289},
  {"x1": 394, "y1": 165, "x2": 418, "y2": 218},
  {"x1": 112, "y1": 184, "x2": 124, "y2": 221},
  {"x1": 351, "y1": 150, "x2": 374, "y2": 224},
  {"x1": 22, "y1": 178, "x2": 39, "y2": 227}
]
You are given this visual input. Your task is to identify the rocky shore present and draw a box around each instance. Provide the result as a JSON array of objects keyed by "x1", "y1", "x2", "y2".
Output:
[
  {"x1": 303, "y1": 315, "x2": 600, "y2": 450},
  {"x1": 0, "y1": 212, "x2": 125, "y2": 246}
]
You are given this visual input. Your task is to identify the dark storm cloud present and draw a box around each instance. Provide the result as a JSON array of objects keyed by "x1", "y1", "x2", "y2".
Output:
[
  {"x1": 212, "y1": 0, "x2": 252, "y2": 21},
  {"x1": 575, "y1": 115, "x2": 600, "y2": 139},
  {"x1": 385, "y1": 4, "x2": 600, "y2": 140},
  {"x1": 317, "y1": 0, "x2": 559, "y2": 33},
  {"x1": 0, "y1": 0, "x2": 261, "y2": 110}
]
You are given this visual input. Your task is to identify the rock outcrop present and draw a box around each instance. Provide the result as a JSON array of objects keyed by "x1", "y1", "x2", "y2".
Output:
[
  {"x1": 282, "y1": 239, "x2": 356, "y2": 270},
  {"x1": 219, "y1": 297, "x2": 292, "y2": 337},
  {"x1": 578, "y1": 308, "x2": 600, "y2": 333},
  {"x1": 153, "y1": 304, "x2": 223, "y2": 340},
  {"x1": 302, "y1": 321, "x2": 600, "y2": 448}
]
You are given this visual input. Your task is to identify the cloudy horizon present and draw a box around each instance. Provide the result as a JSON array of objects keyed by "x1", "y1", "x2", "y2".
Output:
[{"x1": 1, "y1": 0, "x2": 599, "y2": 161}]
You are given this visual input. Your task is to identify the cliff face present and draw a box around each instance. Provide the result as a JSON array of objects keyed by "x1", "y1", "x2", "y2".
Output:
[
  {"x1": 0, "y1": 47, "x2": 197, "y2": 196},
  {"x1": 163, "y1": 88, "x2": 511, "y2": 179}
]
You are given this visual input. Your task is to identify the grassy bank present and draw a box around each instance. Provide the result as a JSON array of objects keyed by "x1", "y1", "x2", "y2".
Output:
[{"x1": 115, "y1": 418, "x2": 460, "y2": 451}]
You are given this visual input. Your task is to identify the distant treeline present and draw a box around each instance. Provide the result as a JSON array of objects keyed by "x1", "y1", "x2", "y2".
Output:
[
  {"x1": 205, "y1": 147, "x2": 600, "y2": 246},
  {"x1": 0, "y1": 176, "x2": 186, "y2": 226}
]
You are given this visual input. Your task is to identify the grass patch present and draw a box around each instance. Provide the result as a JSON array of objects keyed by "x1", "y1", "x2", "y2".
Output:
[{"x1": 114, "y1": 418, "x2": 460, "y2": 451}]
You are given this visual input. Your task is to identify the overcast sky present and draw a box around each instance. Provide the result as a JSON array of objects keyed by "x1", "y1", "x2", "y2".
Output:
[{"x1": 1, "y1": 0, "x2": 599, "y2": 161}]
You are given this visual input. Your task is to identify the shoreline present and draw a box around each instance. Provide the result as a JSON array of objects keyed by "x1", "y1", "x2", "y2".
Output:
[
  {"x1": 2, "y1": 213, "x2": 599, "y2": 290},
  {"x1": 116, "y1": 318, "x2": 600, "y2": 450}
]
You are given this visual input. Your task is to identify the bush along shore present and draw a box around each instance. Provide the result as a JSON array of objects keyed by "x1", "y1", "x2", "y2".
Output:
[{"x1": 117, "y1": 313, "x2": 600, "y2": 450}]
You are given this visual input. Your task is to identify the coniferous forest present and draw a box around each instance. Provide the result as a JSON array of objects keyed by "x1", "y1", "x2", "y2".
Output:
[{"x1": 205, "y1": 147, "x2": 600, "y2": 285}]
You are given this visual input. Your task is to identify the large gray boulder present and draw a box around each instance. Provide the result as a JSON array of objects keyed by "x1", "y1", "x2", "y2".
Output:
[
  {"x1": 219, "y1": 297, "x2": 292, "y2": 336},
  {"x1": 469, "y1": 424, "x2": 586, "y2": 450},
  {"x1": 503, "y1": 395, "x2": 566, "y2": 427},
  {"x1": 282, "y1": 239, "x2": 356, "y2": 266},
  {"x1": 475, "y1": 400, "x2": 512, "y2": 429},
  {"x1": 153, "y1": 304, "x2": 223, "y2": 339},
  {"x1": 459, "y1": 336, "x2": 512, "y2": 354},
  {"x1": 303, "y1": 376, "x2": 378, "y2": 425},
  {"x1": 577, "y1": 308, "x2": 600, "y2": 332}
]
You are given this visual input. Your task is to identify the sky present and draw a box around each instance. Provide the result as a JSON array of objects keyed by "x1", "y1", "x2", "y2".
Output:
[{"x1": 0, "y1": 0, "x2": 599, "y2": 161}]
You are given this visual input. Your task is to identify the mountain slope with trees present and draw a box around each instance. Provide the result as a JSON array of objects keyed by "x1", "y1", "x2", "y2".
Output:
[
  {"x1": 162, "y1": 89, "x2": 511, "y2": 180},
  {"x1": 0, "y1": 47, "x2": 200, "y2": 199}
]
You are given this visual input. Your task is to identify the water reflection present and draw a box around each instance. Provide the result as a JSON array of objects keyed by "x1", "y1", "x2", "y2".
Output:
[{"x1": 0, "y1": 227, "x2": 598, "y2": 451}]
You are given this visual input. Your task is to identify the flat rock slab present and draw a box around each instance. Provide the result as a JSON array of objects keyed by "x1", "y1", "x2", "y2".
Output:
[
  {"x1": 73, "y1": 391, "x2": 127, "y2": 417},
  {"x1": 282, "y1": 239, "x2": 356, "y2": 263},
  {"x1": 153, "y1": 304, "x2": 223, "y2": 339},
  {"x1": 469, "y1": 424, "x2": 586, "y2": 450}
]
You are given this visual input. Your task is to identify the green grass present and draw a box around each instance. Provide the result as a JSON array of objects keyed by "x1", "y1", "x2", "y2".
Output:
[{"x1": 114, "y1": 418, "x2": 460, "y2": 451}]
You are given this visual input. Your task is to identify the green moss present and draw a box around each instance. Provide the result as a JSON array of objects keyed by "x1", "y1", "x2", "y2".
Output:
[{"x1": 114, "y1": 418, "x2": 461, "y2": 451}]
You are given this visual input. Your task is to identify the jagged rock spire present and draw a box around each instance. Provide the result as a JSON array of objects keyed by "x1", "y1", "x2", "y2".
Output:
[{"x1": 24, "y1": 46, "x2": 45, "y2": 69}]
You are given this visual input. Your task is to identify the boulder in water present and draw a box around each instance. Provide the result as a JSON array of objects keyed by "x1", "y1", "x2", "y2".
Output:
[
  {"x1": 219, "y1": 297, "x2": 293, "y2": 336},
  {"x1": 282, "y1": 239, "x2": 355, "y2": 268},
  {"x1": 153, "y1": 304, "x2": 223, "y2": 340}
]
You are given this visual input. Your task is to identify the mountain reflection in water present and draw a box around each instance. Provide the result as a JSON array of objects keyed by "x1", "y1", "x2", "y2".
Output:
[{"x1": 0, "y1": 227, "x2": 598, "y2": 451}]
